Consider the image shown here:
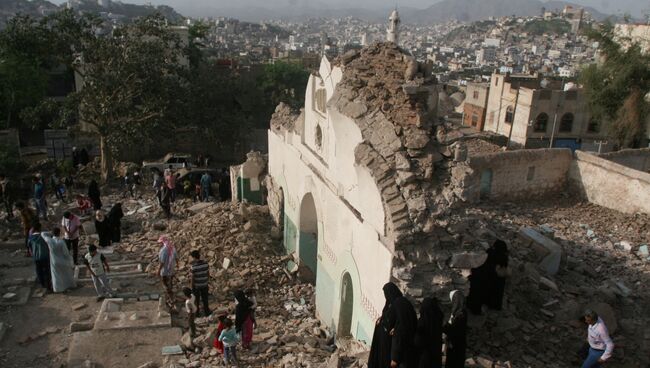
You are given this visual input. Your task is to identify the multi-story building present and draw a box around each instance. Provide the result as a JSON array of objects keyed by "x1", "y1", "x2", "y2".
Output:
[
  {"x1": 483, "y1": 71, "x2": 608, "y2": 150},
  {"x1": 463, "y1": 82, "x2": 490, "y2": 130}
]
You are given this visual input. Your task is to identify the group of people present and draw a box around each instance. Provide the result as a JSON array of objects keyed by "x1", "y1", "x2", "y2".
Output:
[
  {"x1": 368, "y1": 283, "x2": 467, "y2": 368},
  {"x1": 156, "y1": 236, "x2": 256, "y2": 365}
]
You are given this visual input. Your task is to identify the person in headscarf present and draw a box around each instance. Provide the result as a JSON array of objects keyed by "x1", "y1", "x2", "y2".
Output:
[
  {"x1": 234, "y1": 290, "x2": 255, "y2": 349},
  {"x1": 160, "y1": 185, "x2": 172, "y2": 218},
  {"x1": 415, "y1": 297, "x2": 444, "y2": 368},
  {"x1": 158, "y1": 236, "x2": 177, "y2": 312},
  {"x1": 443, "y1": 290, "x2": 468, "y2": 368},
  {"x1": 107, "y1": 203, "x2": 124, "y2": 243},
  {"x1": 369, "y1": 282, "x2": 418, "y2": 368},
  {"x1": 94, "y1": 210, "x2": 111, "y2": 247},
  {"x1": 88, "y1": 180, "x2": 102, "y2": 210},
  {"x1": 467, "y1": 239, "x2": 510, "y2": 314},
  {"x1": 42, "y1": 227, "x2": 76, "y2": 293}
]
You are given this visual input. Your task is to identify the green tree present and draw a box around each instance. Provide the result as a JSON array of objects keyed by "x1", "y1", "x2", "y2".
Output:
[
  {"x1": 258, "y1": 61, "x2": 309, "y2": 109},
  {"x1": 581, "y1": 23, "x2": 650, "y2": 148},
  {"x1": 72, "y1": 14, "x2": 187, "y2": 181}
]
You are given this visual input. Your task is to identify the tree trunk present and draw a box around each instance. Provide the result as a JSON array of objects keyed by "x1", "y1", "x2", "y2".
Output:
[{"x1": 100, "y1": 135, "x2": 113, "y2": 183}]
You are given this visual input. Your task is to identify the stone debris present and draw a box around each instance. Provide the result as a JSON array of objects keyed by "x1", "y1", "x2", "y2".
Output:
[{"x1": 113, "y1": 199, "x2": 337, "y2": 367}]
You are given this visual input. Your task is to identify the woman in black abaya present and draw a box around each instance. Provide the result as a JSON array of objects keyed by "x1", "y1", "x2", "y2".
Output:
[
  {"x1": 443, "y1": 290, "x2": 467, "y2": 368},
  {"x1": 368, "y1": 282, "x2": 418, "y2": 368},
  {"x1": 467, "y1": 239, "x2": 509, "y2": 314},
  {"x1": 415, "y1": 297, "x2": 444, "y2": 368}
]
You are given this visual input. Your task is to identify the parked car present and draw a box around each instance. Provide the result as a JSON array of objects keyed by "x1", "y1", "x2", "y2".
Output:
[{"x1": 142, "y1": 153, "x2": 192, "y2": 173}]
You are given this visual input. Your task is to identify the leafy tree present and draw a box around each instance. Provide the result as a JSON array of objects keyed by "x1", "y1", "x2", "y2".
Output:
[
  {"x1": 0, "y1": 10, "x2": 97, "y2": 129},
  {"x1": 581, "y1": 23, "x2": 650, "y2": 148},
  {"x1": 72, "y1": 14, "x2": 187, "y2": 181},
  {"x1": 187, "y1": 21, "x2": 209, "y2": 70},
  {"x1": 258, "y1": 61, "x2": 309, "y2": 109}
]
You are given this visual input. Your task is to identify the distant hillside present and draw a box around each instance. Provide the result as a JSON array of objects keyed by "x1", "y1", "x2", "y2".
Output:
[
  {"x1": 0, "y1": 0, "x2": 57, "y2": 28},
  {"x1": 402, "y1": 0, "x2": 610, "y2": 23},
  {"x1": 0, "y1": 0, "x2": 184, "y2": 29}
]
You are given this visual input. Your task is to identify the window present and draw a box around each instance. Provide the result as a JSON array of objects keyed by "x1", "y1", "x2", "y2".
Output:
[
  {"x1": 494, "y1": 77, "x2": 499, "y2": 86},
  {"x1": 471, "y1": 113, "x2": 479, "y2": 127},
  {"x1": 527, "y1": 166, "x2": 535, "y2": 181},
  {"x1": 505, "y1": 106, "x2": 514, "y2": 124},
  {"x1": 473, "y1": 90, "x2": 479, "y2": 99},
  {"x1": 534, "y1": 113, "x2": 549, "y2": 132},
  {"x1": 565, "y1": 90, "x2": 577, "y2": 100},
  {"x1": 314, "y1": 88, "x2": 327, "y2": 114},
  {"x1": 315, "y1": 124, "x2": 323, "y2": 149},
  {"x1": 587, "y1": 118, "x2": 600, "y2": 133},
  {"x1": 559, "y1": 113, "x2": 574, "y2": 132}
]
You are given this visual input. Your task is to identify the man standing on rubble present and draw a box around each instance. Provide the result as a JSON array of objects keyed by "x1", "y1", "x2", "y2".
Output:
[
  {"x1": 581, "y1": 310, "x2": 614, "y2": 368},
  {"x1": 158, "y1": 236, "x2": 178, "y2": 312}
]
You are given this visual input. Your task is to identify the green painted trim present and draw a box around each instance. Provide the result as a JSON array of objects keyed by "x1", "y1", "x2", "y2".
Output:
[
  {"x1": 284, "y1": 214, "x2": 297, "y2": 254},
  {"x1": 237, "y1": 177, "x2": 263, "y2": 204}
]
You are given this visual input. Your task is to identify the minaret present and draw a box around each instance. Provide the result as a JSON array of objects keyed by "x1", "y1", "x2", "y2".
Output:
[{"x1": 387, "y1": 9, "x2": 400, "y2": 44}]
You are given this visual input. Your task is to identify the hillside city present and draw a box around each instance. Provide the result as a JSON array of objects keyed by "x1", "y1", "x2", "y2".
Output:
[{"x1": 0, "y1": 0, "x2": 649, "y2": 368}]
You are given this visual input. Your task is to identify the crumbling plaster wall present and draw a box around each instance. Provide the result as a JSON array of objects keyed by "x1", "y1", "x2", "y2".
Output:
[
  {"x1": 598, "y1": 148, "x2": 650, "y2": 173},
  {"x1": 570, "y1": 150, "x2": 650, "y2": 215},
  {"x1": 450, "y1": 148, "x2": 573, "y2": 202}
]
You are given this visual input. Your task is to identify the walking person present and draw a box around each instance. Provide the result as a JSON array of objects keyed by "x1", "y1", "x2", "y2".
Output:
[
  {"x1": 415, "y1": 297, "x2": 444, "y2": 368},
  {"x1": 218, "y1": 318, "x2": 240, "y2": 366},
  {"x1": 28, "y1": 222, "x2": 51, "y2": 291},
  {"x1": 88, "y1": 180, "x2": 102, "y2": 210},
  {"x1": 189, "y1": 250, "x2": 211, "y2": 317},
  {"x1": 160, "y1": 185, "x2": 172, "y2": 218},
  {"x1": 183, "y1": 287, "x2": 197, "y2": 337},
  {"x1": 0, "y1": 173, "x2": 15, "y2": 220},
  {"x1": 94, "y1": 210, "x2": 111, "y2": 248},
  {"x1": 62, "y1": 211, "x2": 81, "y2": 264},
  {"x1": 234, "y1": 290, "x2": 255, "y2": 350},
  {"x1": 158, "y1": 236, "x2": 178, "y2": 312},
  {"x1": 200, "y1": 172, "x2": 212, "y2": 202},
  {"x1": 581, "y1": 310, "x2": 614, "y2": 368},
  {"x1": 33, "y1": 175, "x2": 48, "y2": 220},
  {"x1": 219, "y1": 169, "x2": 231, "y2": 202},
  {"x1": 107, "y1": 203, "x2": 124, "y2": 243},
  {"x1": 16, "y1": 202, "x2": 36, "y2": 256},
  {"x1": 42, "y1": 228, "x2": 76, "y2": 293},
  {"x1": 213, "y1": 310, "x2": 229, "y2": 355},
  {"x1": 442, "y1": 290, "x2": 468, "y2": 368},
  {"x1": 83, "y1": 244, "x2": 114, "y2": 301},
  {"x1": 164, "y1": 166, "x2": 176, "y2": 202},
  {"x1": 153, "y1": 170, "x2": 164, "y2": 205}
]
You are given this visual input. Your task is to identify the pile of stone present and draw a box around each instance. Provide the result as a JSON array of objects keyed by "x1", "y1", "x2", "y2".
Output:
[
  {"x1": 436, "y1": 199, "x2": 650, "y2": 367},
  {"x1": 118, "y1": 201, "x2": 336, "y2": 367}
]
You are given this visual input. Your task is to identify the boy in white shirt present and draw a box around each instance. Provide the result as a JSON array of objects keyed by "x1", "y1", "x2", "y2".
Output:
[{"x1": 183, "y1": 287, "x2": 197, "y2": 337}]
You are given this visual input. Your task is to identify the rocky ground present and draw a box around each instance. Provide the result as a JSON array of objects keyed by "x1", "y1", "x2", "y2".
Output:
[
  {"x1": 1, "y1": 172, "x2": 649, "y2": 367},
  {"x1": 445, "y1": 197, "x2": 650, "y2": 368}
]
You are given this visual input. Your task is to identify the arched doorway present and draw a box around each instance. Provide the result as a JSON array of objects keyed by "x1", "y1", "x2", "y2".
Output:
[
  {"x1": 299, "y1": 193, "x2": 318, "y2": 284},
  {"x1": 338, "y1": 272, "x2": 353, "y2": 338}
]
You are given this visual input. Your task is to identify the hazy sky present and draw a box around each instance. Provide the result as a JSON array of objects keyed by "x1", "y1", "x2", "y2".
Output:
[{"x1": 50, "y1": 0, "x2": 649, "y2": 16}]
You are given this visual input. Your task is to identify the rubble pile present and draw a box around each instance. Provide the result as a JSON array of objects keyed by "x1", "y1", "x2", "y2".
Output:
[
  {"x1": 440, "y1": 199, "x2": 650, "y2": 367},
  {"x1": 119, "y1": 201, "x2": 336, "y2": 367}
]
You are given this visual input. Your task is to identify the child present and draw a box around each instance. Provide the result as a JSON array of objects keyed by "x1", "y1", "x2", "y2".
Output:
[
  {"x1": 245, "y1": 288, "x2": 258, "y2": 329},
  {"x1": 218, "y1": 318, "x2": 239, "y2": 366},
  {"x1": 213, "y1": 310, "x2": 229, "y2": 354},
  {"x1": 183, "y1": 287, "x2": 197, "y2": 337},
  {"x1": 75, "y1": 195, "x2": 93, "y2": 216},
  {"x1": 83, "y1": 244, "x2": 114, "y2": 301}
]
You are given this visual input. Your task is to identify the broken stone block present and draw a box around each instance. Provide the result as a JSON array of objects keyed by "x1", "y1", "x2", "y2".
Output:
[
  {"x1": 519, "y1": 227, "x2": 563, "y2": 275},
  {"x1": 69, "y1": 322, "x2": 93, "y2": 333},
  {"x1": 72, "y1": 302, "x2": 87, "y2": 311},
  {"x1": 449, "y1": 252, "x2": 487, "y2": 269}
]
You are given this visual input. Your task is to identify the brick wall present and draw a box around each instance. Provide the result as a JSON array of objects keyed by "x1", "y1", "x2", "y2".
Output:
[
  {"x1": 570, "y1": 151, "x2": 650, "y2": 215},
  {"x1": 463, "y1": 103, "x2": 486, "y2": 131},
  {"x1": 597, "y1": 148, "x2": 650, "y2": 173},
  {"x1": 451, "y1": 148, "x2": 573, "y2": 202}
]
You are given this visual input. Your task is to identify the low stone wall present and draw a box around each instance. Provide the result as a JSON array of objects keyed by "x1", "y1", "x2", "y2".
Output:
[
  {"x1": 598, "y1": 148, "x2": 650, "y2": 173},
  {"x1": 451, "y1": 148, "x2": 573, "y2": 202},
  {"x1": 569, "y1": 151, "x2": 650, "y2": 215}
]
